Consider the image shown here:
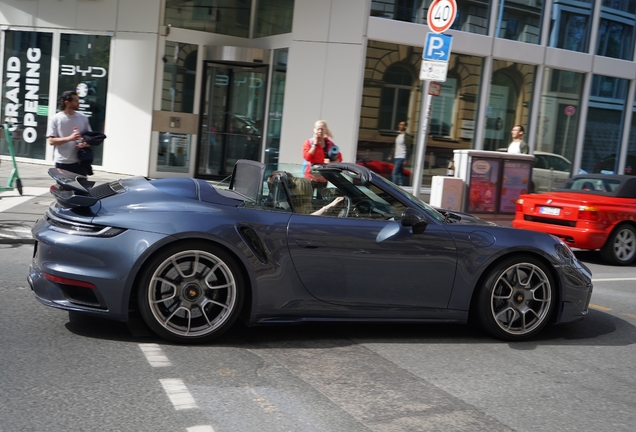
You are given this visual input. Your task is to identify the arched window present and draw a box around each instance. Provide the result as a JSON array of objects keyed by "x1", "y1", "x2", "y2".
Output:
[{"x1": 378, "y1": 65, "x2": 414, "y2": 131}]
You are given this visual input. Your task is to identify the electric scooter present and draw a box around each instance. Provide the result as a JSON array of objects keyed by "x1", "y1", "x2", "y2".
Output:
[{"x1": 0, "y1": 123, "x2": 23, "y2": 196}]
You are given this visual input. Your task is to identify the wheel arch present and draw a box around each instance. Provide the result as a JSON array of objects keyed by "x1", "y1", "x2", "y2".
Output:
[
  {"x1": 604, "y1": 220, "x2": 636, "y2": 245},
  {"x1": 467, "y1": 251, "x2": 562, "y2": 324},
  {"x1": 126, "y1": 237, "x2": 254, "y2": 325}
]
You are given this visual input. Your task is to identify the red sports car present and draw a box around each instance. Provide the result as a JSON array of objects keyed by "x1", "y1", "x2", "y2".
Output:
[
  {"x1": 513, "y1": 174, "x2": 636, "y2": 265},
  {"x1": 356, "y1": 158, "x2": 412, "y2": 179}
]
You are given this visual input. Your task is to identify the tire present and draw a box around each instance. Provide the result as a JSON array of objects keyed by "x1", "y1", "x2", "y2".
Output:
[
  {"x1": 16, "y1": 178, "x2": 23, "y2": 196},
  {"x1": 600, "y1": 224, "x2": 636, "y2": 266},
  {"x1": 137, "y1": 242, "x2": 244, "y2": 344},
  {"x1": 477, "y1": 255, "x2": 555, "y2": 341}
]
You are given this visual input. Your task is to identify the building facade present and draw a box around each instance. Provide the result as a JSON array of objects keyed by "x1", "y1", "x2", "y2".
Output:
[{"x1": 2, "y1": 0, "x2": 635, "y2": 187}]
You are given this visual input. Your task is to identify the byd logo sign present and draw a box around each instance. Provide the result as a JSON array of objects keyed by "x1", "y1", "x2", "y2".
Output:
[{"x1": 60, "y1": 64, "x2": 107, "y2": 78}]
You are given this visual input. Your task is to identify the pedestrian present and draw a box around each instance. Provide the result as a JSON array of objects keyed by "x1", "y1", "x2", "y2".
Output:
[
  {"x1": 46, "y1": 90, "x2": 92, "y2": 175},
  {"x1": 302, "y1": 120, "x2": 342, "y2": 197},
  {"x1": 507, "y1": 125, "x2": 528, "y2": 154},
  {"x1": 390, "y1": 120, "x2": 411, "y2": 185}
]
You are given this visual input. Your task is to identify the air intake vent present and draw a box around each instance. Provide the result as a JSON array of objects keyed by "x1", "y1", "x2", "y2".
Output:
[
  {"x1": 89, "y1": 182, "x2": 120, "y2": 199},
  {"x1": 238, "y1": 225, "x2": 268, "y2": 263}
]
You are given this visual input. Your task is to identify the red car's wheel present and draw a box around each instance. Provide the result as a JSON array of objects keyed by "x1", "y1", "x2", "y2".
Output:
[{"x1": 600, "y1": 224, "x2": 636, "y2": 266}]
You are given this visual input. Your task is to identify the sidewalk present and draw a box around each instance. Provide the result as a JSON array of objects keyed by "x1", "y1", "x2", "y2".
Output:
[{"x1": 0, "y1": 159, "x2": 513, "y2": 244}]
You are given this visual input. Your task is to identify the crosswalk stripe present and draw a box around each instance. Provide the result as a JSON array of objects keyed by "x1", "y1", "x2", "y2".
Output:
[
  {"x1": 159, "y1": 378, "x2": 198, "y2": 410},
  {"x1": 0, "y1": 187, "x2": 50, "y2": 213}
]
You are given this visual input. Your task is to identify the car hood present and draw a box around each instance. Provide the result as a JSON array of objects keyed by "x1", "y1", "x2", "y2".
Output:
[{"x1": 435, "y1": 209, "x2": 498, "y2": 226}]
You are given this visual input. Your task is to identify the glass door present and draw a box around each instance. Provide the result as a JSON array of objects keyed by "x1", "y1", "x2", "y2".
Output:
[{"x1": 198, "y1": 62, "x2": 268, "y2": 178}]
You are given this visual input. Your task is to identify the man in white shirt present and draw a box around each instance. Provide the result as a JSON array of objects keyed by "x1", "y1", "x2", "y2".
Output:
[
  {"x1": 46, "y1": 90, "x2": 92, "y2": 175},
  {"x1": 507, "y1": 125, "x2": 529, "y2": 154},
  {"x1": 391, "y1": 121, "x2": 410, "y2": 185}
]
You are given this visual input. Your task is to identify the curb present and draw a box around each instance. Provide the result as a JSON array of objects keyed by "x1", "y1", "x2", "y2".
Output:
[{"x1": 0, "y1": 223, "x2": 35, "y2": 245}]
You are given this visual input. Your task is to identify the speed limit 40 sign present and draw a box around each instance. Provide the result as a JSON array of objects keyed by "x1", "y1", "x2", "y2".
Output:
[{"x1": 427, "y1": 0, "x2": 457, "y2": 33}]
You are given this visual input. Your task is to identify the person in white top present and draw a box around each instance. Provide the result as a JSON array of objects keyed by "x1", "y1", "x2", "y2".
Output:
[
  {"x1": 507, "y1": 125, "x2": 529, "y2": 154},
  {"x1": 391, "y1": 120, "x2": 411, "y2": 185},
  {"x1": 46, "y1": 90, "x2": 92, "y2": 175}
]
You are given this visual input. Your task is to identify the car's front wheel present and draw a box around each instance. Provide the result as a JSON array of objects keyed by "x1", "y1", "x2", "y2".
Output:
[
  {"x1": 137, "y1": 242, "x2": 244, "y2": 343},
  {"x1": 477, "y1": 256, "x2": 555, "y2": 341},
  {"x1": 600, "y1": 224, "x2": 636, "y2": 266}
]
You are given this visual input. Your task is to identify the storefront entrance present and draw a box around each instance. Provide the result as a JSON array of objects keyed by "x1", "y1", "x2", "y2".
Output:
[{"x1": 197, "y1": 62, "x2": 268, "y2": 179}]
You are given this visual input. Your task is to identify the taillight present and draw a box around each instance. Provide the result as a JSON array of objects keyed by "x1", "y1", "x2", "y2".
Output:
[
  {"x1": 578, "y1": 206, "x2": 599, "y2": 221},
  {"x1": 516, "y1": 199, "x2": 524, "y2": 213},
  {"x1": 44, "y1": 273, "x2": 96, "y2": 289}
]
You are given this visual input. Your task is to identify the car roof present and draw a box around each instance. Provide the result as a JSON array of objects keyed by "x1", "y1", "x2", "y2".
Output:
[
  {"x1": 533, "y1": 151, "x2": 568, "y2": 158},
  {"x1": 560, "y1": 174, "x2": 636, "y2": 198}
]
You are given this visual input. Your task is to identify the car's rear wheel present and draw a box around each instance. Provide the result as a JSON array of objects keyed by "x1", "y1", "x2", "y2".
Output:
[
  {"x1": 600, "y1": 224, "x2": 636, "y2": 266},
  {"x1": 477, "y1": 256, "x2": 555, "y2": 341},
  {"x1": 138, "y1": 242, "x2": 244, "y2": 343}
]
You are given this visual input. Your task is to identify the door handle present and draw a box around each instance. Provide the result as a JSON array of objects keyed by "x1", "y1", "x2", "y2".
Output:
[{"x1": 296, "y1": 240, "x2": 318, "y2": 249}]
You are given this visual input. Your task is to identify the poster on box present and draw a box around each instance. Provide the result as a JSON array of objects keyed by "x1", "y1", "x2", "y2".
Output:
[
  {"x1": 499, "y1": 161, "x2": 532, "y2": 213},
  {"x1": 468, "y1": 158, "x2": 500, "y2": 213}
]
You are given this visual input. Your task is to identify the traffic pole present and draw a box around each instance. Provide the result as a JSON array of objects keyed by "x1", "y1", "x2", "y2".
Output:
[{"x1": 412, "y1": 81, "x2": 433, "y2": 199}]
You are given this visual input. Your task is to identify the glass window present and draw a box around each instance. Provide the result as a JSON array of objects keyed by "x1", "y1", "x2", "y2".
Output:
[
  {"x1": 265, "y1": 49, "x2": 288, "y2": 168},
  {"x1": 378, "y1": 65, "x2": 414, "y2": 131},
  {"x1": 157, "y1": 133, "x2": 191, "y2": 173},
  {"x1": 430, "y1": 78, "x2": 456, "y2": 137},
  {"x1": 359, "y1": 41, "x2": 483, "y2": 188},
  {"x1": 596, "y1": 5, "x2": 636, "y2": 60},
  {"x1": 484, "y1": 60, "x2": 536, "y2": 151},
  {"x1": 627, "y1": 107, "x2": 636, "y2": 175},
  {"x1": 496, "y1": 0, "x2": 545, "y2": 44},
  {"x1": 161, "y1": 41, "x2": 198, "y2": 113},
  {"x1": 255, "y1": 0, "x2": 294, "y2": 37},
  {"x1": 582, "y1": 75, "x2": 628, "y2": 174},
  {"x1": 58, "y1": 34, "x2": 111, "y2": 166},
  {"x1": 451, "y1": 0, "x2": 491, "y2": 34},
  {"x1": 549, "y1": 1, "x2": 593, "y2": 52},
  {"x1": 535, "y1": 68, "x2": 584, "y2": 182},
  {"x1": 370, "y1": 0, "x2": 491, "y2": 36},
  {"x1": 602, "y1": 0, "x2": 636, "y2": 14},
  {"x1": 1, "y1": 30, "x2": 53, "y2": 160},
  {"x1": 164, "y1": 0, "x2": 250, "y2": 37}
]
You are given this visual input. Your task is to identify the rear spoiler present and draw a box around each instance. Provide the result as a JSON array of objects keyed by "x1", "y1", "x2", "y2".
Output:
[{"x1": 48, "y1": 168, "x2": 100, "y2": 208}]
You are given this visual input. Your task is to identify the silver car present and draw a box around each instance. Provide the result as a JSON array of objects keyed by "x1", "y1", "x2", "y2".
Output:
[{"x1": 532, "y1": 151, "x2": 572, "y2": 192}]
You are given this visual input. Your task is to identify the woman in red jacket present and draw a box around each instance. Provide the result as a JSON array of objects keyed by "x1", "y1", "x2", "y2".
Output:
[{"x1": 303, "y1": 120, "x2": 342, "y2": 197}]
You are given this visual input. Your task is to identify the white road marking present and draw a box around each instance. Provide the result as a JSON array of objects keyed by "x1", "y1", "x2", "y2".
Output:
[
  {"x1": 0, "y1": 187, "x2": 50, "y2": 212},
  {"x1": 187, "y1": 426, "x2": 215, "y2": 432},
  {"x1": 138, "y1": 343, "x2": 172, "y2": 367},
  {"x1": 592, "y1": 277, "x2": 636, "y2": 282},
  {"x1": 159, "y1": 378, "x2": 198, "y2": 410}
]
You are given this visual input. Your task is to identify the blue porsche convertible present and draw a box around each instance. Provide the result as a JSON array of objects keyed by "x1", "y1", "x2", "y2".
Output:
[{"x1": 28, "y1": 160, "x2": 593, "y2": 343}]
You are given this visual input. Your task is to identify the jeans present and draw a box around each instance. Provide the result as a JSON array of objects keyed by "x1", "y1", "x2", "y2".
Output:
[{"x1": 392, "y1": 158, "x2": 406, "y2": 185}]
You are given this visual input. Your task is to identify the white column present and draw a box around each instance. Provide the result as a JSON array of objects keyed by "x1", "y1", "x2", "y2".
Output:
[{"x1": 278, "y1": 0, "x2": 370, "y2": 164}]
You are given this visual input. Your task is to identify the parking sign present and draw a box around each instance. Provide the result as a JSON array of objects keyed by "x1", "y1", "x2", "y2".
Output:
[{"x1": 423, "y1": 33, "x2": 453, "y2": 62}]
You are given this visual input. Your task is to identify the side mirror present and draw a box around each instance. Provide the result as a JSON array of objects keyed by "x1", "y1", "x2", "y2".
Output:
[{"x1": 401, "y1": 207, "x2": 428, "y2": 234}]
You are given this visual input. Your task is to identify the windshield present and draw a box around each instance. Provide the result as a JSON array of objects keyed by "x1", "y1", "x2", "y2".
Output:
[
  {"x1": 563, "y1": 177, "x2": 621, "y2": 193},
  {"x1": 225, "y1": 160, "x2": 447, "y2": 223},
  {"x1": 372, "y1": 175, "x2": 446, "y2": 223}
]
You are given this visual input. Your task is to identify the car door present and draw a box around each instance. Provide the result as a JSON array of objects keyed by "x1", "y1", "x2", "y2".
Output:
[
  {"x1": 286, "y1": 214, "x2": 457, "y2": 308},
  {"x1": 532, "y1": 154, "x2": 549, "y2": 192},
  {"x1": 546, "y1": 155, "x2": 571, "y2": 188}
]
